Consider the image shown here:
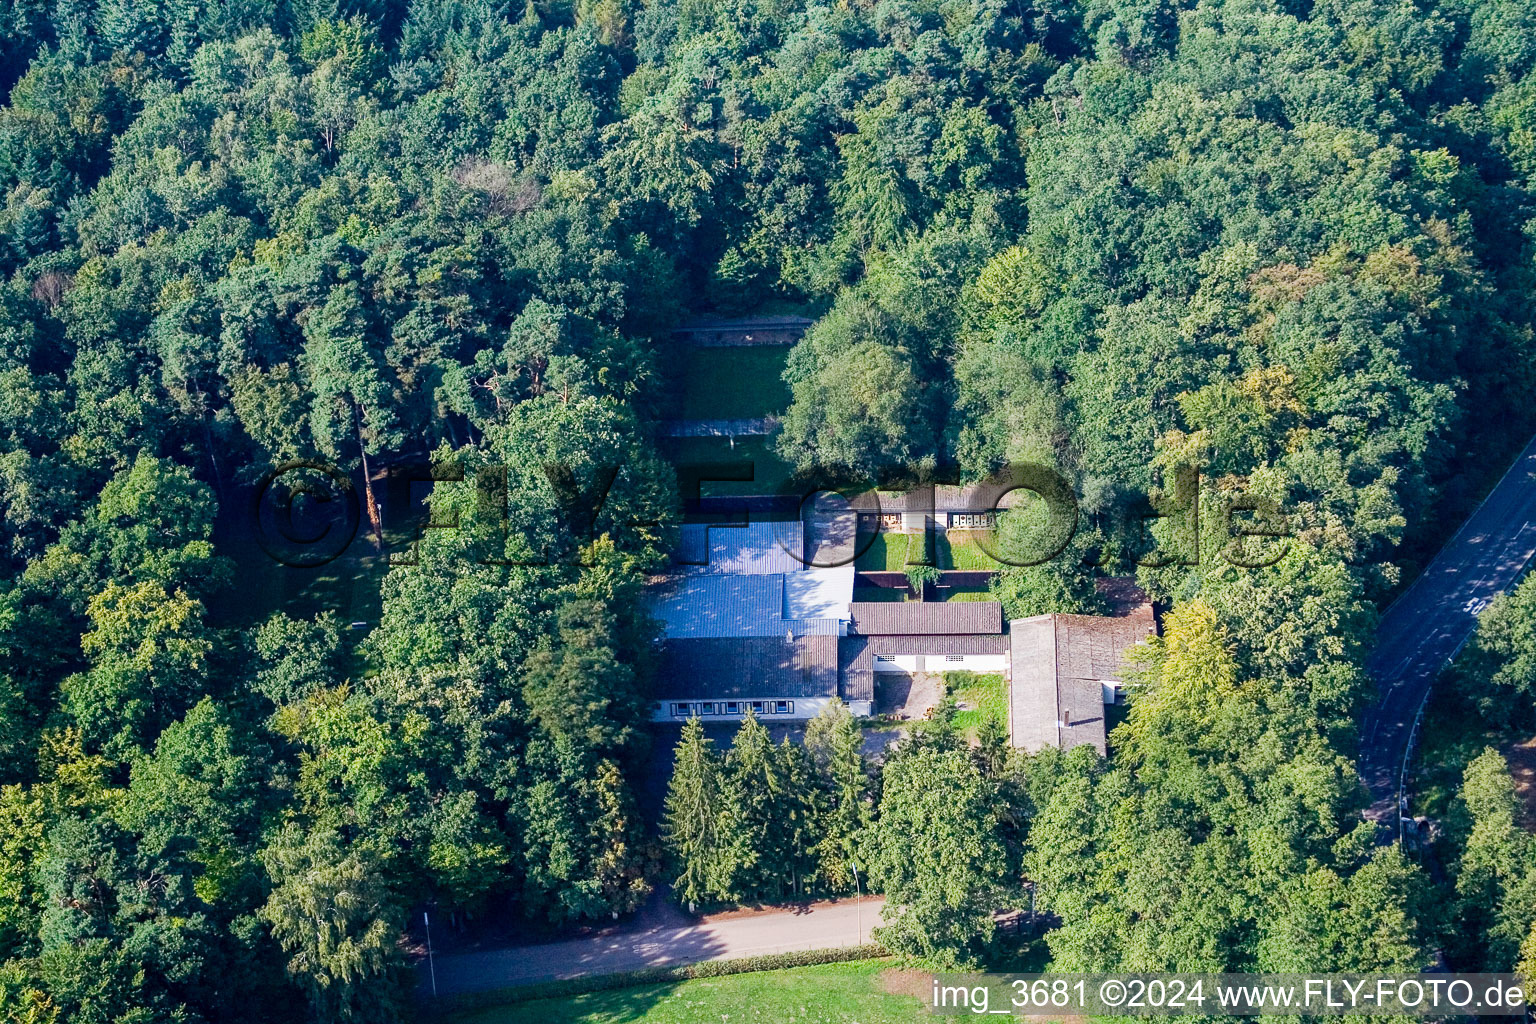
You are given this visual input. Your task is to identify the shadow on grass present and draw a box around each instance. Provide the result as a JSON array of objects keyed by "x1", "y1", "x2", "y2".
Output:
[
  {"x1": 448, "y1": 981, "x2": 689, "y2": 1024},
  {"x1": 674, "y1": 346, "x2": 793, "y2": 421},
  {"x1": 207, "y1": 471, "x2": 420, "y2": 629},
  {"x1": 441, "y1": 958, "x2": 920, "y2": 1024}
]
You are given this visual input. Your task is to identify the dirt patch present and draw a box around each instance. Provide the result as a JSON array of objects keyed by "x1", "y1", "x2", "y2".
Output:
[
  {"x1": 862, "y1": 729, "x2": 904, "y2": 759},
  {"x1": 695, "y1": 895, "x2": 879, "y2": 923},
  {"x1": 1504, "y1": 738, "x2": 1536, "y2": 830},
  {"x1": 880, "y1": 969, "x2": 1087, "y2": 1023},
  {"x1": 880, "y1": 968, "x2": 935, "y2": 1005},
  {"x1": 874, "y1": 671, "x2": 945, "y2": 719}
]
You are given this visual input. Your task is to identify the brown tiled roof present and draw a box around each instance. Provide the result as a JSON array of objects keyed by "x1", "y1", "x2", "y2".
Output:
[
  {"x1": 1008, "y1": 605, "x2": 1156, "y2": 755},
  {"x1": 1052, "y1": 612, "x2": 1154, "y2": 683},
  {"x1": 847, "y1": 601, "x2": 1003, "y2": 636}
]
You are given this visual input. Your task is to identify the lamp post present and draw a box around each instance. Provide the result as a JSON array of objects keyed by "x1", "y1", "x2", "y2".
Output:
[
  {"x1": 423, "y1": 908, "x2": 438, "y2": 998},
  {"x1": 851, "y1": 861, "x2": 862, "y2": 946}
]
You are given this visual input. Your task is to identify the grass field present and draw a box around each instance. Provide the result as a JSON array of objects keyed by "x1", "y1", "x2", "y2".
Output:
[
  {"x1": 664, "y1": 434, "x2": 800, "y2": 497},
  {"x1": 678, "y1": 346, "x2": 793, "y2": 420},
  {"x1": 946, "y1": 672, "x2": 1008, "y2": 740},
  {"x1": 447, "y1": 960, "x2": 926, "y2": 1024},
  {"x1": 936, "y1": 584, "x2": 996, "y2": 602},
  {"x1": 935, "y1": 530, "x2": 1004, "y2": 570},
  {"x1": 853, "y1": 530, "x2": 1003, "y2": 572},
  {"x1": 853, "y1": 531, "x2": 913, "y2": 571},
  {"x1": 208, "y1": 493, "x2": 396, "y2": 630}
]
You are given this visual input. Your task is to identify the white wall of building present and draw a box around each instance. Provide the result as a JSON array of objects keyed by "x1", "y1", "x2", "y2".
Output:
[
  {"x1": 653, "y1": 697, "x2": 830, "y2": 722},
  {"x1": 934, "y1": 653, "x2": 1009, "y2": 672},
  {"x1": 872, "y1": 653, "x2": 1008, "y2": 673}
]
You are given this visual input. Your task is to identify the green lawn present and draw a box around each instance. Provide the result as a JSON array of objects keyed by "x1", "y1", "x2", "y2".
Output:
[
  {"x1": 936, "y1": 584, "x2": 995, "y2": 602},
  {"x1": 208, "y1": 505, "x2": 396, "y2": 630},
  {"x1": 664, "y1": 434, "x2": 799, "y2": 498},
  {"x1": 853, "y1": 531, "x2": 910, "y2": 571},
  {"x1": 946, "y1": 672, "x2": 1008, "y2": 740},
  {"x1": 447, "y1": 960, "x2": 925, "y2": 1024},
  {"x1": 933, "y1": 530, "x2": 1004, "y2": 570},
  {"x1": 678, "y1": 346, "x2": 792, "y2": 420},
  {"x1": 854, "y1": 529, "x2": 1003, "y2": 572}
]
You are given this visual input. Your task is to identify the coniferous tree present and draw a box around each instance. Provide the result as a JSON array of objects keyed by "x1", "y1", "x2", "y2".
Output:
[
  {"x1": 715, "y1": 711, "x2": 788, "y2": 902},
  {"x1": 259, "y1": 824, "x2": 405, "y2": 1021},
  {"x1": 662, "y1": 718, "x2": 723, "y2": 908},
  {"x1": 520, "y1": 733, "x2": 652, "y2": 923},
  {"x1": 776, "y1": 737, "x2": 822, "y2": 899},
  {"x1": 587, "y1": 758, "x2": 653, "y2": 914},
  {"x1": 804, "y1": 698, "x2": 869, "y2": 894}
]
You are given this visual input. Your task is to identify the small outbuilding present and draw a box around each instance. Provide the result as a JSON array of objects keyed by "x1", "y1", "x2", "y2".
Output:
[{"x1": 1007, "y1": 606, "x2": 1157, "y2": 754}]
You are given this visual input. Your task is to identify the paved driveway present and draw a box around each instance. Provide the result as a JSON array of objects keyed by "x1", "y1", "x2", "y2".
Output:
[{"x1": 420, "y1": 896, "x2": 884, "y2": 997}]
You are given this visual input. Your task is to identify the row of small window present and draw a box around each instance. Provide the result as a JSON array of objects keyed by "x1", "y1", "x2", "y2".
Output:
[
  {"x1": 853, "y1": 512, "x2": 999, "y2": 528},
  {"x1": 874, "y1": 654, "x2": 967, "y2": 662},
  {"x1": 670, "y1": 700, "x2": 794, "y2": 718}
]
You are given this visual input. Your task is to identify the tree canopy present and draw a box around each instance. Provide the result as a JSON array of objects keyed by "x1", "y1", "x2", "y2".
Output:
[{"x1": 4, "y1": 0, "x2": 1536, "y2": 1015}]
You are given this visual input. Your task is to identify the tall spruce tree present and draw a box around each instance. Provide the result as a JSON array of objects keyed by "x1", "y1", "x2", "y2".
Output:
[
  {"x1": 776, "y1": 738, "x2": 822, "y2": 899},
  {"x1": 716, "y1": 711, "x2": 791, "y2": 902},
  {"x1": 662, "y1": 718, "x2": 723, "y2": 907},
  {"x1": 804, "y1": 698, "x2": 869, "y2": 893}
]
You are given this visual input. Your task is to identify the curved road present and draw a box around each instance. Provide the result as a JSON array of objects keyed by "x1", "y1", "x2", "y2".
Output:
[{"x1": 1361, "y1": 434, "x2": 1536, "y2": 825}]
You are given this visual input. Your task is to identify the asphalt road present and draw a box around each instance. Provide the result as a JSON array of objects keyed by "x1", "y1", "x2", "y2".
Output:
[
  {"x1": 1360, "y1": 434, "x2": 1536, "y2": 824},
  {"x1": 420, "y1": 896, "x2": 883, "y2": 997}
]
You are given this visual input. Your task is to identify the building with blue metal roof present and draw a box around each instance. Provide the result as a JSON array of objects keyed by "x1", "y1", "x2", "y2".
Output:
[{"x1": 651, "y1": 516, "x2": 1154, "y2": 737}]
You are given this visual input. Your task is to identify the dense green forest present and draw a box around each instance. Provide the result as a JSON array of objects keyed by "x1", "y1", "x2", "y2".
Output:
[{"x1": 2, "y1": 0, "x2": 1536, "y2": 1017}]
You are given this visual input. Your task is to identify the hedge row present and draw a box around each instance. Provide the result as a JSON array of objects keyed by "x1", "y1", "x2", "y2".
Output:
[{"x1": 417, "y1": 944, "x2": 889, "y2": 1019}]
